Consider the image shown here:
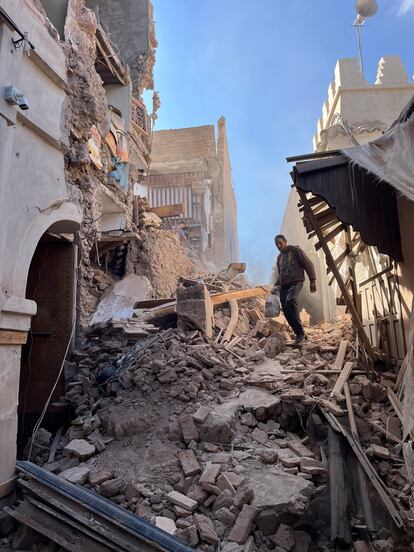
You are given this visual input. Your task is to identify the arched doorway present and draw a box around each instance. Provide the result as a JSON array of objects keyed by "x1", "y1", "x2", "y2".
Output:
[{"x1": 17, "y1": 232, "x2": 77, "y2": 457}]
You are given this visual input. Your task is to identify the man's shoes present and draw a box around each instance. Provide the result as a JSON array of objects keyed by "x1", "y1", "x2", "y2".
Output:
[{"x1": 294, "y1": 334, "x2": 308, "y2": 345}]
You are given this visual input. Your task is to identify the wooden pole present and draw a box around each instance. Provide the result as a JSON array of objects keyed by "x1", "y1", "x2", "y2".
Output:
[
  {"x1": 328, "y1": 427, "x2": 351, "y2": 546},
  {"x1": 297, "y1": 188, "x2": 376, "y2": 361}
]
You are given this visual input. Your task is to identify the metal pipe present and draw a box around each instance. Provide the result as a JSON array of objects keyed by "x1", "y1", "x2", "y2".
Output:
[{"x1": 0, "y1": 6, "x2": 35, "y2": 50}]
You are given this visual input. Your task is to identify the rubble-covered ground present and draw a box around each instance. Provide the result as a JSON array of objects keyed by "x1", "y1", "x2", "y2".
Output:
[{"x1": 5, "y1": 304, "x2": 413, "y2": 552}]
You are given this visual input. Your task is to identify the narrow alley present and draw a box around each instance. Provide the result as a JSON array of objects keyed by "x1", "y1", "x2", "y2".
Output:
[{"x1": 1, "y1": 1, "x2": 414, "y2": 552}]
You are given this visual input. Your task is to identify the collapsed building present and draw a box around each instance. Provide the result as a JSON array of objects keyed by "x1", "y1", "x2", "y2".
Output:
[
  {"x1": 136, "y1": 119, "x2": 240, "y2": 269},
  {"x1": 0, "y1": 0, "x2": 160, "y2": 495}
]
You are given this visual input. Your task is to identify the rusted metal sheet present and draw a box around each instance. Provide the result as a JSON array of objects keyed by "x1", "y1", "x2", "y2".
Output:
[{"x1": 19, "y1": 241, "x2": 76, "y2": 415}]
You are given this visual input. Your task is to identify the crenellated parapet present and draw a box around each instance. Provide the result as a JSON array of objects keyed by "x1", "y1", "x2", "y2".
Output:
[{"x1": 313, "y1": 56, "x2": 413, "y2": 151}]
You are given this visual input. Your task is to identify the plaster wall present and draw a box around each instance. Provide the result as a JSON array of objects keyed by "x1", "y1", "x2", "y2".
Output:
[{"x1": 0, "y1": 0, "x2": 81, "y2": 487}]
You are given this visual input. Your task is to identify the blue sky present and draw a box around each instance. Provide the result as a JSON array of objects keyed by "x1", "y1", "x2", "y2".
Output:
[{"x1": 146, "y1": 0, "x2": 414, "y2": 283}]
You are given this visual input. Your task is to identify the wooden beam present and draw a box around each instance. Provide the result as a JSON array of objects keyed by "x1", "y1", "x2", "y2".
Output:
[
  {"x1": 315, "y1": 223, "x2": 345, "y2": 250},
  {"x1": 0, "y1": 476, "x2": 17, "y2": 498},
  {"x1": 331, "y1": 362, "x2": 353, "y2": 400},
  {"x1": 151, "y1": 204, "x2": 184, "y2": 218},
  {"x1": 344, "y1": 384, "x2": 376, "y2": 532},
  {"x1": 211, "y1": 287, "x2": 268, "y2": 306},
  {"x1": 321, "y1": 408, "x2": 405, "y2": 528},
  {"x1": 296, "y1": 188, "x2": 376, "y2": 360},
  {"x1": 328, "y1": 427, "x2": 351, "y2": 546},
  {"x1": 221, "y1": 299, "x2": 239, "y2": 344},
  {"x1": 0, "y1": 330, "x2": 28, "y2": 345},
  {"x1": 333, "y1": 340, "x2": 348, "y2": 370}
]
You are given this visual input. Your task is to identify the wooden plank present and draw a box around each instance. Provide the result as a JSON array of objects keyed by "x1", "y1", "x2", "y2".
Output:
[
  {"x1": 221, "y1": 299, "x2": 239, "y2": 343},
  {"x1": 134, "y1": 298, "x2": 174, "y2": 309},
  {"x1": 344, "y1": 383, "x2": 358, "y2": 439},
  {"x1": 387, "y1": 388, "x2": 404, "y2": 423},
  {"x1": 19, "y1": 479, "x2": 158, "y2": 552},
  {"x1": 320, "y1": 409, "x2": 405, "y2": 528},
  {"x1": 6, "y1": 503, "x2": 108, "y2": 552},
  {"x1": 333, "y1": 340, "x2": 348, "y2": 370},
  {"x1": 48, "y1": 426, "x2": 63, "y2": 464},
  {"x1": 331, "y1": 362, "x2": 354, "y2": 399},
  {"x1": 0, "y1": 330, "x2": 28, "y2": 345},
  {"x1": 367, "y1": 420, "x2": 402, "y2": 445},
  {"x1": 328, "y1": 427, "x2": 351, "y2": 546},
  {"x1": 297, "y1": 189, "x2": 376, "y2": 361},
  {"x1": 26, "y1": 496, "x2": 120, "y2": 552},
  {"x1": 315, "y1": 223, "x2": 345, "y2": 250},
  {"x1": 211, "y1": 287, "x2": 268, "y2": 306},
  {"x1": 151, "y1": 204, "x2": 184, "y2": 218},
  {"x1": 344, "y1": 384, "x2": 375, "y2": 531}
]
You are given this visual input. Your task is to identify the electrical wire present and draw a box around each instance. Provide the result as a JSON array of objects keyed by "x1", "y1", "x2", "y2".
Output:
[{"x1": 28, "y1": 317, "x2": 76, "y2": 461}]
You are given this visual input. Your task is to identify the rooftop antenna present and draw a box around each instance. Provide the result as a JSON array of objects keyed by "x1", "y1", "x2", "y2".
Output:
[{"x1": 353, "y1": 0, "x2": 378, "y2": 79}]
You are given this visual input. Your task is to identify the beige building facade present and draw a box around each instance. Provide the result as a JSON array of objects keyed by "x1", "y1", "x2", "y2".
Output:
[{"x1": 0, "y1": 0, "x2": 82, "y2": 492}]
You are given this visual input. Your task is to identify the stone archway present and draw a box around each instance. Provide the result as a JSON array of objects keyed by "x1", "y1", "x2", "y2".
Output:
[{"x1": 0, "y1": 204, "x2": 81, "y2": 493}]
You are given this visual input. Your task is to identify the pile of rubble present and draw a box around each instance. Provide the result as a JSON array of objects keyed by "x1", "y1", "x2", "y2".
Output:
[{"x1": 8, "y1": 276, "x2": 414, "y2": 551}]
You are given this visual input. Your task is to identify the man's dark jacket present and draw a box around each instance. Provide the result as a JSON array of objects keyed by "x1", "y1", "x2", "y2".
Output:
[{"x1": 276, "y1": 245, "x2": 316, "y2": 287}]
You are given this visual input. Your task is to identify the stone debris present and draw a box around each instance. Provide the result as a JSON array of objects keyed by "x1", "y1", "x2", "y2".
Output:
[{"x1": 21, "y1": 297, "x2": 414, "y2": 551}]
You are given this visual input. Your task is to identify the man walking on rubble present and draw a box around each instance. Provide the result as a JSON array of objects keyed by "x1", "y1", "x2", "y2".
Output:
[{"x1": 273, "y1": 234, "x2": 316, "y2": 345}]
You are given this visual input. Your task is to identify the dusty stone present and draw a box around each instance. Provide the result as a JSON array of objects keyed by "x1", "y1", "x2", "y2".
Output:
[
  {"x1": 58, "y1": 455, "x2": 80, "y2": 471},
  {"x1": 213, "y1": 489, "x2": 234, "y2": 511},
  {"x1": 287, "y1": 440, "x2": 315, "y2": 459},
  {"x1": 60, "y1": 465, "x2": 90, "y2": 485},
  {"x1": 187, "y1": 485, "x2": 208, "y2": 504},
  {"x1": 167, "y1": 491, "x2": 198, "y2": 511},
  {"x1": 155, "y1": 516, "x2": 177, "y2": 535},
  {"x1": 319, "y1": 399, "x2": 345, "y2": 417},
  {"x1": 367, "y1": 444, "x2": 390, "y2": 459},
  {"x1": 193, "y1": 513, "x2": 219, "y2": 544},
  {"x1": 178, "y1": 449, "x2": 201, "y2": 477},
  {"x1": 240, "y1": 412, "x2": 257, "y2": 428},
  {"x1": 193, "y1": 406, "x2": 211, "y2": 423},
  {"x1": 98, "y1": 477, "x2": 126, "y2": 498},
  {"x1": 176, "y1": 284, "x2": 213, "y2": 338},
  {"x1": 176, "y1": 524, "x2": 199, "y2": 547},
  {"x1": 216, "y1": 473, "x2": 236, "y2": 495},
  {"x1": 225, "y1": 472, "x2": 246, "y2": 489},
  {"x1": 200, "y1": 464, "x2": 221, "y2": 486},
  {"x1": 199, "y1": 404, "x2": 236, "y2": 444},
  {"x1": 179, "y1": 415, "x2": 199, "y2": 443},
  {"x1": 245, "y1": 468, "x2": 314, "y2": 515},
  {"x1": 300, "y1": 457, "x2": 327, "y2": 476},
  {"x1": 214, "y1": 507, "x2": 237, "y2": 525},
  {"x1": 256, "y1": 509, "x2": 278, "y2": 536},
  {"x1": 135, "y1": 503, "x2": 152, "y2": 520},
  {"x1": 228, "y1": 504, "x2": 257, "y2": 545},
  {"x1": 202, "y1": 483, "x2": 222, "y2": 496},
  {"x1": 88, "y1": 469, "x2": 113, "y2": 487},
  {"x1": 273, "y1": 524, "x2": 295, "y2": 551},
  {"x1": 64, "y1": 439, "x2": 96, "y2": 460},
  {"x1": 233, "y1": 485, "x2": 254, "y2": 510},
  {"x1": 252, "y1": 428, "x2": 268, "y2": 445},
  {"x1": 257, "y1": 449, "x2": 279, "y2": 464}
]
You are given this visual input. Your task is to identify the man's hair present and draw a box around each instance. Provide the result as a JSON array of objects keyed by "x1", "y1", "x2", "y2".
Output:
[{"x1": 275, "y1": 234, "x2": 287, "y2": 242}]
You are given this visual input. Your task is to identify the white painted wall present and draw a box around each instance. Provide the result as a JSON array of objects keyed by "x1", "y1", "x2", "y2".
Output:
[{"x1": 0, "y1": 0, "x2": 81, "y2": 489}]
